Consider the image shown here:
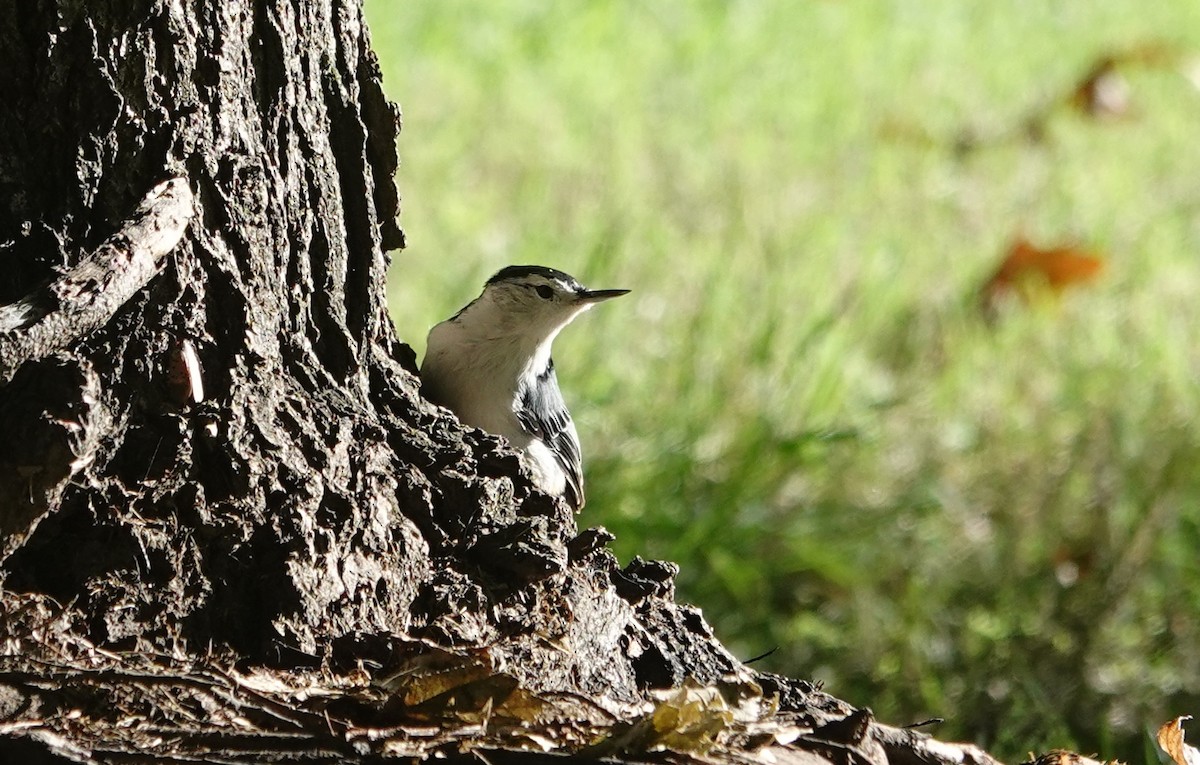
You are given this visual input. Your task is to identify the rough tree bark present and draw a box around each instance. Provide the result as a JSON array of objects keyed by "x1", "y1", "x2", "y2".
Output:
[{"x1": 0, "y1": 1, "x2": 1005, "y2": 764}]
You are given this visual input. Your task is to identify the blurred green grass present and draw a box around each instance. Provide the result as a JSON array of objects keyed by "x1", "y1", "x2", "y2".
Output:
[{"x1": 364, "y1": 1, "x2": 1200, "y2": 760}]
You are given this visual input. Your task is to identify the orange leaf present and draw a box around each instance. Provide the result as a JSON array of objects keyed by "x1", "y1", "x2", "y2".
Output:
[
  {"x1": 1159, "y1": 717, "x2": 1200, "y2": 765},
  {"x1": 979, "y1": 237, "x2": 1105, "y2": 309}
]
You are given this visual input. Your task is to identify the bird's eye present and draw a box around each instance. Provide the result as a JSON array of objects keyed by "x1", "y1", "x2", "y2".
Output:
[{"x1": 535, "y1": 285, "x2": 554, "y2": 300}]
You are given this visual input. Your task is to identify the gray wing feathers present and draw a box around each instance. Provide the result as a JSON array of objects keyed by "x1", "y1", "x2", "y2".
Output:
[{"x1": 516, "y1": 360, "x2": 585, "y2": 509}]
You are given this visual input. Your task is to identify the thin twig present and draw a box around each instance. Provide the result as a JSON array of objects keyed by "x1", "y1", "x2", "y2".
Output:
[{"x1": 0, "y1": 177, "x2": 195, "y2": 384}]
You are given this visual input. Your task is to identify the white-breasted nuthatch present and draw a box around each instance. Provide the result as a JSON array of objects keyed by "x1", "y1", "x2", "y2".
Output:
[{"x1": 420, "y1": 265, "x2": 629, "y2": 510}]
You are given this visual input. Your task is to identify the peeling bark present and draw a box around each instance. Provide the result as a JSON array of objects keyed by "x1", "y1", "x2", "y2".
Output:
[{"x1": 0, "y1": 1, "x2": 1016, "y2": 764}]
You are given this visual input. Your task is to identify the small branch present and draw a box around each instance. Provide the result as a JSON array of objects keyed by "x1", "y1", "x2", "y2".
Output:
[{"x1": 0, "y1": 178, "x2": 195, "y2": 384}]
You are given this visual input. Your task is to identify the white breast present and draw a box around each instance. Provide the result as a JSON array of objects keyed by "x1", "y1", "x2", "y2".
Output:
[{"x1": 421, "y1": 303, "x2": 568, "y2": 497}]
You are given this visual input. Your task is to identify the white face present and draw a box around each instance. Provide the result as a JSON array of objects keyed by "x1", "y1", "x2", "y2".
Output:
[
  {"x1": 449, "y1": 267, "x2": 628, "y2": 346},
  {"x1": 486, "y1": 273, "x2": 590, "y2": 325}
]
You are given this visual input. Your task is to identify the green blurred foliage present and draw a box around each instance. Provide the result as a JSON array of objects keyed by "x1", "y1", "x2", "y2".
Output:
[{"x1": 365, "y1": 1, "x2": 1200, "y2": 761}]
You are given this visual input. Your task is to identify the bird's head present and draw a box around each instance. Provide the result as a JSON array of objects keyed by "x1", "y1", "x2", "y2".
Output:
[{"x1": 463, "y1": 265, "x2": 629, "y2": 344}]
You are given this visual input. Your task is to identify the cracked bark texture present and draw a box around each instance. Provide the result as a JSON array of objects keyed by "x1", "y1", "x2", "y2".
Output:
[{"x1": 0, "y1": 2, "x2": 1008, "y2": 765}]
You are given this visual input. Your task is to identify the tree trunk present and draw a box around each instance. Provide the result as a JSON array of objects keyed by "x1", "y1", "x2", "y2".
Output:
[{"x1": 0, "y1": 2, "x2": 1006, "y2": 763}]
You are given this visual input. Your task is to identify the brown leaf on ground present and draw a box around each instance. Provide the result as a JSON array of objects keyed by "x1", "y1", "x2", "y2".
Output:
[
  {"x1": 880, "y1": 41, "x2": 1194, "y2": 156},
  {"x1": 1066, "y1": 41, "x2": 1186, "y2": 119},
  {"x1": 1026, "y1": 750, "x2": 1121, "y2": 765},
  {"x1": 979, "y1": 237, "x2": 1105, "y2": 313},
  {"x1": 1069, "y1": 58, "x2": 1131, "y2": 119},
  {"x1": 1158, "y1": 716, "x2": 1200, "y2": 765}
]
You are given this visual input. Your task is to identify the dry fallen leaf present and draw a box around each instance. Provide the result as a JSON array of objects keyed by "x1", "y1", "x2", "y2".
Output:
[
  {"x1": 1026, "y1": 750, "x2": 1119, "y2": 765},
  {"x1": 979, "y1": 237, "x2": 1106, "y2": 312},
  {"x1": 586, "y1": 677, "x2": 793, "y2": 758},
  {"x1": 1069, "y1": 58, "x2": 1131, "y2": 119},
  {"x1": 878, "y1": 41, "x2": 1198, "y2": 159},
  {"x1": 1158, "y1": 716, "x2": 1200, "y2": 765},
  {"x1": 1066, "y1": 41, "x2": 1182, "y2": 119}
]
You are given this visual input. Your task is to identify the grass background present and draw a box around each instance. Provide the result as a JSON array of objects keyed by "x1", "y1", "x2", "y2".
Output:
[{"x1": 364, "y1": 2, "x2": 1200, "y2": 761}]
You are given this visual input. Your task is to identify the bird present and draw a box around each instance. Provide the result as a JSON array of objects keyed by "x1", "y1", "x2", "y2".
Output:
[{"x1": 420, "y1": 265, "x2": 629, "y2": 510}]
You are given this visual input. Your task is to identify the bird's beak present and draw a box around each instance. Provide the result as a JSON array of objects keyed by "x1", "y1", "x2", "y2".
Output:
[{"x1": 577, "y1": 288, "x2": 630, "y2": 303}]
